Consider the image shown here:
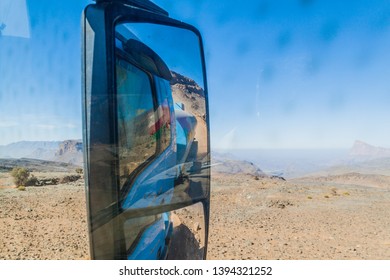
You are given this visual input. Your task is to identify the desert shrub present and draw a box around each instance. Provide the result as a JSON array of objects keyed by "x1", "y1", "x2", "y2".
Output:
[
  {"x1": 60, "y1": 175, "x2": 81, "y2": 184},
  {"x1": 25, "y1": 175, "x2": 39, "y2": 186},
  {"x1": 75, "y1": 168, "x2": 83, "y2": 175},
  {"x1": 11, "y1": 167, "x2": 30, "y2": 187},
  {"x1": 17, "y1": 186, "x2": 26, "y2": 191}
]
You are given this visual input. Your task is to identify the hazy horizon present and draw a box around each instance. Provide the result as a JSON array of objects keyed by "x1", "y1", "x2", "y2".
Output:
[{"x1": 214, "y1": 140, "x2": 390, "y2": 178}]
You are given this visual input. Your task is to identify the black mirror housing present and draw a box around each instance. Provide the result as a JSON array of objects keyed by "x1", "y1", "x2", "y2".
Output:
[{"x1": 83, "y1": 1, "x2": 210, "y2": 260}]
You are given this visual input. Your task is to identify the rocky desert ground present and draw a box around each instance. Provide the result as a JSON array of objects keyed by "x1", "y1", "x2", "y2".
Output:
[
  {"x1": 0, "y1": 172, "x2": 88, "y2": 260},
  {"x1": 1, "y1": 166, "x2": 390, "y2": 260},
  {"x1": 208, "y1": 172, "x2": 390, "y2": 259}
]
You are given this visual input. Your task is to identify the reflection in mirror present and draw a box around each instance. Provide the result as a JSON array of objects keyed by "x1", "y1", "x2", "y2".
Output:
[
  {"x1": 112, "y1": 22, "x2": 210, "y2": 260},
  {"x1": 115, "y1": 22, "x2": 209, "y2": 212},
  {"x1": 123, "y1": 202, "x2": 206, "y2": 260},
  {"x1": 116, "y1": 57, "x2": 158, "y2": 189},
  {"x1": 167, "y1": 202, "x2": 206, "y2": 260}
]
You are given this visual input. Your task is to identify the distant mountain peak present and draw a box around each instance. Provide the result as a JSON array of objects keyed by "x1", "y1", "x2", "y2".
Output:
[
  {"x1": 54, "y1": 140, "x2": 83, "y2": 166},
  {"x1": 349, "y1": 140, "x2": 390, "y2": 158},
  {"x1": 0, "y1": 140, "x2": 83, "y2": 166}
]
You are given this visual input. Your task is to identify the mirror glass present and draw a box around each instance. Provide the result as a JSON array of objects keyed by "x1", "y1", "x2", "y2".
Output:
[
  {"x1": 115, "y1": 22, "x2": 210, "y2": 211},
  {"x1": 113, "y1": 22, "x2": 210, "y2": 259},
  {"x1": 123, "y1": 202, "x2": 206, "y2": 260}
]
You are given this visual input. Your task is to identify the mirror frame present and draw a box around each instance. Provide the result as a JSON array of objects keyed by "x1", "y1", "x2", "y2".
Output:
[{"x1": 82, "y1": 1, "x2": 210, "y2": 259}]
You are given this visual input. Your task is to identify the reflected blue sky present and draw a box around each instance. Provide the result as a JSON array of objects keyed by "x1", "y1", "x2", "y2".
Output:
[
  {"x1": 120, "y1": 22, "x2": 204, "y2": 87},
  {"x1": 1, "y1": 0, "x2": 390, "y2": 149}
]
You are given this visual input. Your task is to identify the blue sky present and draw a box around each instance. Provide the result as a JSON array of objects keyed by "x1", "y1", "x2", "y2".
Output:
[
  {"x1": 0, "y1": 0, "x2": 89, "y2": 145},
  {"x1": 1, "y1": 0, "x2": 390, "y2": 149},
  {"x1": 154, "y1": 0, "x2": 390, "y2": 149}
]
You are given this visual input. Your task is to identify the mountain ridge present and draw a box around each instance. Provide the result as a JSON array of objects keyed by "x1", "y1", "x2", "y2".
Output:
[
  {"x1": 211, "y1": 151, "x2": 267, "y2": 177},
  {"x1": 0, "y1": 140, "x2": 83, "y2": 166},
  {"x1": 349, "y1": 140, "x2": 390, "y2": 158}
]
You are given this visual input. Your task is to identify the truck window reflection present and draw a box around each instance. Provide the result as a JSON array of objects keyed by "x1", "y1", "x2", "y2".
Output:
[{"x1": 116, "y1": 58, "x2": 156, "y2": 189}]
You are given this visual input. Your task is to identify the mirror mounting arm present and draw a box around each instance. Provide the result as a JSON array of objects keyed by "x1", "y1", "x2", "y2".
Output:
[{"x1": 94, "y1": 0, "x2": 169, "y2": 16}]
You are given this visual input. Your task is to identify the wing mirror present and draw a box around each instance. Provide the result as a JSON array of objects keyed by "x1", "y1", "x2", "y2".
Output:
[{"x1": 82, "y1": 0, "x2": 210, "y2": 260}]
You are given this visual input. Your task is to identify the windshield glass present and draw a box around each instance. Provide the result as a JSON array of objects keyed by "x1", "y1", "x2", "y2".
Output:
[
  {"x1": 0, "y1": 0, "x2": 92, "y2": 260},
  {"x1": 0, "y1": 0, "x2": 90, "y2": 143}
]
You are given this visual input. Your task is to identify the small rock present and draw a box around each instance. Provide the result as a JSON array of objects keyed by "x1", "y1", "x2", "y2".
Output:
[{"x1": 193, "y1": 222, "x2": 201, "y2": 231}]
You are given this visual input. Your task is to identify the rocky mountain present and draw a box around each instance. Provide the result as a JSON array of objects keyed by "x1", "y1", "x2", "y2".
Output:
[
  {"x1": 171, "y1": 71, "x2": 206, "y2": 119},
  {"x1": 299, "y1": 141, "x2": 390, "y2": 178},
  {"x1": 170, "y1": 71, "x2": 205, "y2": 98},
  {"x1": 349, "y1": 140, "x2": 390, "y2": 158},
  {"x1": 0, "y1": 140, "x2": 83, "y2": 166},
  {"x1": 211, "y1": 152, "x2": 267, "y2": 177},
  {"x1": 0, "y1": 141, "x2": 60, "y2": 159},
  {"x1": 54, "y1": 140, "x2": 83, "y2": 166}
]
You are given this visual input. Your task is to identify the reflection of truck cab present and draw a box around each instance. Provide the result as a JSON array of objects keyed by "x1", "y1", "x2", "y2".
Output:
[
  {"x1": 115, "y1": 26, "x2": 198, "y2": 259},
  {"x1": 115, "y1": 34, "x2": 175, "y2": 259}
]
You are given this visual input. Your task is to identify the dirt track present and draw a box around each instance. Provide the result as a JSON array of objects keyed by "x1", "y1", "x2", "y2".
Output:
[{"x1": 1, "y1": 172, "x2": 390, "y2": 259}]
